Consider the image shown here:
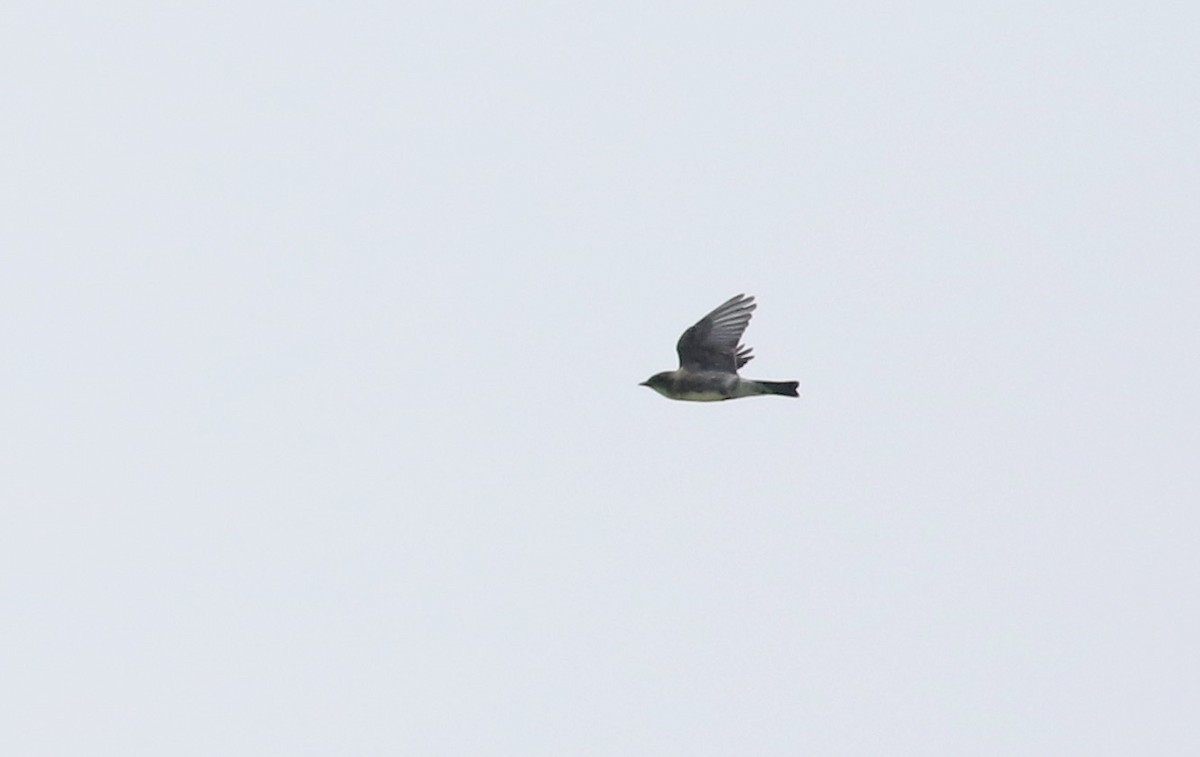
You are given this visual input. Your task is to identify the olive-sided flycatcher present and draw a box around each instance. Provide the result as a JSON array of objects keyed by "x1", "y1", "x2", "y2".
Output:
[{"x1": 640, "y1": 294, "x2": 799, "y2": 402}]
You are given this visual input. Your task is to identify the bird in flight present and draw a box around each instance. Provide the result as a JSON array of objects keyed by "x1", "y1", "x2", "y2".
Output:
[{"x1": 640, "y1": 294, "x2": 799, "y2": 402}]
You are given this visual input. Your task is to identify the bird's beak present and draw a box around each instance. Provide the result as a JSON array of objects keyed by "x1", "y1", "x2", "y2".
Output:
[{"x1": 638, "y1": 380, "x2": 649, "y2": 387}]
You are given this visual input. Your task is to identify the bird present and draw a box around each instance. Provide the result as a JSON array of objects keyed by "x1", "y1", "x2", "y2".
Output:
[{"x1": 640, "y1": 294, "x2": 799, "y2": 401}]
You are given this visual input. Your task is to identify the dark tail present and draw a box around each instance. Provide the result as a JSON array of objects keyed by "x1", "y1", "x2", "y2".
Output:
[{"x1": 759, "y1": 380, "x2": 800, "y2": 398}]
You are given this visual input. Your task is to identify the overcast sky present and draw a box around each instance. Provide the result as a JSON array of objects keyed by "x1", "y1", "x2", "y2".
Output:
[{"x1": 3, "y1": 3, "x2": 1198, "y2": 755}]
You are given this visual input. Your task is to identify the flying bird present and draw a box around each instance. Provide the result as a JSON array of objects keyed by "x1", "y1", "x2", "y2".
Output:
[{"x1": 640, "y1": 294, "x2": 799, "y2": 401}]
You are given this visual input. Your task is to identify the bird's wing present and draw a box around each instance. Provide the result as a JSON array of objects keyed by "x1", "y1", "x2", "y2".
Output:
[{"x1": 675, "y1": 294, "x2": 756, "y2": 373}]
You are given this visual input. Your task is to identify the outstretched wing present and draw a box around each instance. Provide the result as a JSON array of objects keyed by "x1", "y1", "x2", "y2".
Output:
[{"x1": 675, "y1": 294, "x2": 756, "y2": 373}]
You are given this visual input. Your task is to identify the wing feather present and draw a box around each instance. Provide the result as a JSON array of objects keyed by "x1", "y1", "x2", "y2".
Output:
[{"x1": 675, "y1": 294, "x2": 756, "y2": 373}]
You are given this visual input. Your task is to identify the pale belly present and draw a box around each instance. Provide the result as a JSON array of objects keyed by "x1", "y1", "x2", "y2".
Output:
[{"x1": 673, "y1": 388, "x2": 732, "y2": 402}]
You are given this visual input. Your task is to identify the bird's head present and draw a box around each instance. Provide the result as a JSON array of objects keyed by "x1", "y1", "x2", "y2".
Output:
[{"x1": 639, "y1": 372, "x2": 672, "y2": 397}]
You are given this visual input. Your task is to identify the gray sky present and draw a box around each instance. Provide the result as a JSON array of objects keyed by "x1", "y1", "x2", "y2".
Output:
[{"x1": 3, "y1": 3, "x2": 1198, "y2": 755}]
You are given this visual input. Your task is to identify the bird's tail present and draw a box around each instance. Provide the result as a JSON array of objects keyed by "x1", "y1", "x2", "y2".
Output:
[{"x1": 758, "y1": 380, "x2": 800, "y2": 398}]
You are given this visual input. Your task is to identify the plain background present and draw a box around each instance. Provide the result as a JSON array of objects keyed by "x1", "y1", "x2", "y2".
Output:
[{"x1": 3, "y1": 3, "x2": 1198, "y2": 755}]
